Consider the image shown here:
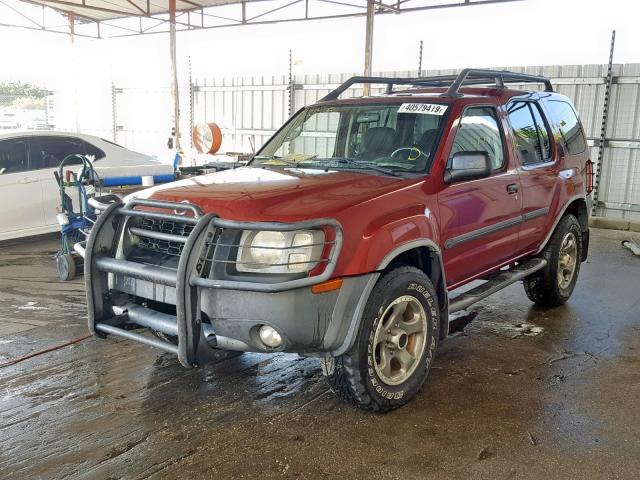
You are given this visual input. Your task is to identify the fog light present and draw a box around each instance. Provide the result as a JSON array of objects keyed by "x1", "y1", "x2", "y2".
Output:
[{"x1": 258, "y1": 325, "x2": 282, "y2": 348}]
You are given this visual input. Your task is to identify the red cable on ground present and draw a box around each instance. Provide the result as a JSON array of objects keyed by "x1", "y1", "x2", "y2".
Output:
[{"x1": 0, "y1": 334, "x2": 92, "y2": 369}]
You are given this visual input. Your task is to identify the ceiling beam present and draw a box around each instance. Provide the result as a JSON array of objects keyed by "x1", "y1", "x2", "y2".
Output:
[{"x1": 2, "y1": 0, "x2": 526, "y2": 37}]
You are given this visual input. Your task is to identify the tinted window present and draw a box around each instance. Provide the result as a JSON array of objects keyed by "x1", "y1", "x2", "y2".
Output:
[
  {"x1": 31, "y1": 136, "x2": 86, "y2": 169},
  {"x1": 449, "y1": 107, "x2": 504, "y2": 170},
  {"x1": 507, "y1": 102, "x2": 551, "y2": 165},
  {"x1": 0, "y1": 139, "x2": 29, "y2": 174},
  {"x1": 545, "y1": 100, "x2": 586, "y2": 155}
]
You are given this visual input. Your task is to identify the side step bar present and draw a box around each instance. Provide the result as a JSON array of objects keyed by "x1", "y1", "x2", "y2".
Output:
[{"x1": 449, "y1": 258, "x2": 547, "y2": 314}]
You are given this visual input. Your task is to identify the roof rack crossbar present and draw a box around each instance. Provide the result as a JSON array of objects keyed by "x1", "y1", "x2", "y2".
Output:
[
  {"x1": 320, "y1": 69, "x2": 553, "y2": 101},
  {"x1": 443, "y1": 68, "x2": 553, "y2": 96}
]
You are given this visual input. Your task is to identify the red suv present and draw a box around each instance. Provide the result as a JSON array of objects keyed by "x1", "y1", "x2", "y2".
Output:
[{"x1": 80, "y1": 69, "x2": 592, "y2": 412}]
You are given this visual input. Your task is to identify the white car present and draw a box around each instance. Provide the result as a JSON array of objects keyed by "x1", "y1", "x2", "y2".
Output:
[{"x1": 0, "y1": 131, "x2": 175, "y2": 241}]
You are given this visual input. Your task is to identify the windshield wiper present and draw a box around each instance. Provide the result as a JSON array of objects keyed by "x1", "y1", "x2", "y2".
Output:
[{"x1": 331, "y1": 158, "x2": 399, "y2": 177}]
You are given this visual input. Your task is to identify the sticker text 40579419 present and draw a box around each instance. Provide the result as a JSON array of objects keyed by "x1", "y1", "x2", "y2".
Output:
[{"x1": 398, "y1": 103, "x2": 448, "y2": 116}]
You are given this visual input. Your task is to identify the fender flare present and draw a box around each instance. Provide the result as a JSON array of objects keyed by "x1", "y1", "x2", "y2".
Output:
[
  {"x1": 536, "y1": 194, "x2": 587, "y2": 254},
  {"x1": 330, "y1": 239, "x2": 449, "y2": 356}
]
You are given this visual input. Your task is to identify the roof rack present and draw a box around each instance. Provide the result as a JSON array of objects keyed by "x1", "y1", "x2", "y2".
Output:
[{"x1": 320, "y1": 68, "x2": 553, "y2": 101}]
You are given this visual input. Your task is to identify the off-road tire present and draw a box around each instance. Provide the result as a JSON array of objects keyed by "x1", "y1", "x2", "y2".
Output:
[
  {"x1": 524, "y1": 214, "x2": 582, "y2": 307},
  {"x1": 321, "y1": 266, "x2": 439, "y2": 412}
]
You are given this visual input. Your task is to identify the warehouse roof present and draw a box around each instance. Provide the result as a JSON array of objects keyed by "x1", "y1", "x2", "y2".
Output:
[
  {"x1": 3, "y1": 0, "x2": 525, "y2": 38},
  {"x1": 29, "y1": 0, "x2": 244, "y2": 22}
]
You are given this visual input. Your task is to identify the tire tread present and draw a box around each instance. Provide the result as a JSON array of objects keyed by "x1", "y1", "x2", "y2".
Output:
[
  {"x1": 322, "y1": 266, "x2": 437, "y2": 412},
  {"x1": 524, "y1": 214, "x2": 582, "y2": 307}
]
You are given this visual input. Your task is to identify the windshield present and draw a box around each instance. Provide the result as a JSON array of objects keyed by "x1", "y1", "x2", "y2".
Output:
[{"x1": 253, "y1": 102, "x2": 448, "y2": 175}]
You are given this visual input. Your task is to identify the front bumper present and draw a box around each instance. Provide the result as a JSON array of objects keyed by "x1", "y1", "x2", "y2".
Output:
[{"x1": 82, "y1": 198, "x2": 371, "y2": 367}]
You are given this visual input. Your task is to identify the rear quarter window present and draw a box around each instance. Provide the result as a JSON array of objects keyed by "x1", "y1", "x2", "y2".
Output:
[
  {"x1": 544, "y1": 100, "x2": 587, "y2": 155},
  {"x1": 83, "y1": 140, "x2": 106, "y2": 161}
]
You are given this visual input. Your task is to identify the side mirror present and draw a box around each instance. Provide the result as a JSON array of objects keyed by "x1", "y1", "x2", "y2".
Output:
[{"x1": 444, "y1": 151, "x2": 492, "y2": 184}]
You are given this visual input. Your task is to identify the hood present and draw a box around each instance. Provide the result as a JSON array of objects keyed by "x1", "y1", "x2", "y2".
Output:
[{"x1": 130, "y1": 166, "x2": 409, "y2": 221}]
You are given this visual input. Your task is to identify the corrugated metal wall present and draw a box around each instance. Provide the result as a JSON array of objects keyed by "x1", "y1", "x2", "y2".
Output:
[{"x1": 192, "y1": 63, "x2": 640, "y2": 220}]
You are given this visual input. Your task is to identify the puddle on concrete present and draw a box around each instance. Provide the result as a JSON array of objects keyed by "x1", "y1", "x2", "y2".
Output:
[
  {"x1": 457, "y1": 303, "x2": 546, "y2": 339},
  {"x1": 12, "y1": 302, "x2": 48, "y2": 311},
  {"x1": 466, "y1": 318, "x2": 544, "y2": 338}
]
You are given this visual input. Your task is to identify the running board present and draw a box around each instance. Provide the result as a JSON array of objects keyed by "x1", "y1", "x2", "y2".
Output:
[{"x1": 449, "y1": 258, "x2": 547, "y2": 314}]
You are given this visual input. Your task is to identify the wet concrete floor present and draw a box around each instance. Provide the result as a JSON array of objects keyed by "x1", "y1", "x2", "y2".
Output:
[{"x1": 0, "y1": 228, "x2": 639, "y2": 479}]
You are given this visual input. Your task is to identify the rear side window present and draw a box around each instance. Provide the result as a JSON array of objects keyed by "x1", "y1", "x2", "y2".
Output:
[
  {"x1": 449, "y1": 107, "x2": 505, "y2": 170},
  {"x1": 0, "y1": 139, "x2": 29, "y2": 174},
  {"x1": 31, "y1": 136, "x2": 86, "y2": 169},
  {"x1": 545, "y1": 100, "x2": 587, "y2": 155},
  {"x1": 507, "y1": 102, "x2": 551, "y2": 165}
]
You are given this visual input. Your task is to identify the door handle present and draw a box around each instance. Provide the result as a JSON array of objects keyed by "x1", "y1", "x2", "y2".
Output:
[
  {"x1": 506, "y1": 183, "x2": 519, "y2": 194},
  {"x1": 19, "y1": 177, "x2": 39, "y2": 184}
]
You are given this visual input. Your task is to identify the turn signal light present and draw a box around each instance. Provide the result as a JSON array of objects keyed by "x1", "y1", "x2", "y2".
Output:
[{"x1": 311, "y1": 278, "x2": 343, "y2": 294}]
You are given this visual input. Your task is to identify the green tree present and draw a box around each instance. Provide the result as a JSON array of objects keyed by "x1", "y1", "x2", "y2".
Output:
[{"x1": 0, "y1": 81, "x2": 48, "y2": 99}]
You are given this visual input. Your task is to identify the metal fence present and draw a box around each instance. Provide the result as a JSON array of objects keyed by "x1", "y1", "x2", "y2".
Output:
[
  {"x1": 190, "y1": 64, "x2": 640, "y2": 221},
  {"x1": 2, "y1": 63, "x2": 639, "y2": 220}
]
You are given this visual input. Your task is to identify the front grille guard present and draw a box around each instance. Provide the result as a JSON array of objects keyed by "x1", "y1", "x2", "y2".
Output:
[{"x1": 82, "y1": 198, "x2": 343, "y2": 367}]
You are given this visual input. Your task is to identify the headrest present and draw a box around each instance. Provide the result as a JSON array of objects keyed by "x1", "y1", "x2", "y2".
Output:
[
  {"x1": 363, "y1": 127, "x2": 396, "y2": 153},
  {"x1": 416, "y1": 129, "x2": 437, "y2": 152}
]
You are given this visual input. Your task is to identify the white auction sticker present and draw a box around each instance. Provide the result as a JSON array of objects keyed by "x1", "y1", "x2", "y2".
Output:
[{"x1": 398, "y1": 103, "x2": 448, "y2": 116}]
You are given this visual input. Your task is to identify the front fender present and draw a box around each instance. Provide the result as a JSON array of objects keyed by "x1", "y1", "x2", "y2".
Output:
[{"x1": 335, "y1": 203, "x2": 441, "y2": 276}]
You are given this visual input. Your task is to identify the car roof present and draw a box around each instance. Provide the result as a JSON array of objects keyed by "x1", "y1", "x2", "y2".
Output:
[{"x1": 0, "y1": 130, "x2": 106, "y2": 143}]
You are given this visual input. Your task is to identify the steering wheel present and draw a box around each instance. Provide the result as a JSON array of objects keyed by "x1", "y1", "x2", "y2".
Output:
[{"x1": 390, "y1": 147, "x2": 428, "y2": 162}]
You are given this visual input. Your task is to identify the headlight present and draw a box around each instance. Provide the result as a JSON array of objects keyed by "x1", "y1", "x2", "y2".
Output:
[{"x1": 237, "y1": 229, "x2": 324, "y2": 274}]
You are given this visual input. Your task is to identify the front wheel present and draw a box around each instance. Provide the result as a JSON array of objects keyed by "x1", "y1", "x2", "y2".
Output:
[
  {"x1": 524, "y1": 214, "x2": 583, "y2": 307},
  {"x1": 321, "y1": 266, "x2": 439, "y2": 412}
]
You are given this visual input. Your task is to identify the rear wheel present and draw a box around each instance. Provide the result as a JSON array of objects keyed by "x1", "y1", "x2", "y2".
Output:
[
  {"x1": 524, "y1": 214, "x2": 582, "y2": 307},
  {"x1": 321, "y1": 266, "x2": 439, "y2": 412}
]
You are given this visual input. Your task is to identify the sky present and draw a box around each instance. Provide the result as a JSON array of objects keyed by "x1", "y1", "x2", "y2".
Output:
[
  {"x1": 1, "y1": 0, "x2": 638, "y2": 160},
  {"x1": 1, "y1": 0, "x2": 639, "y2": 90}
]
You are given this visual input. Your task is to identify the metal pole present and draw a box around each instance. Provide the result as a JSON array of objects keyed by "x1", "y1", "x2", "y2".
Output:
[
  {"x1": 169, "y1": 0, "x2": 182, "y2": 155},
  {"x1": 417, "y1": 40, "x2": 423, "y2": 76},
  {"x1": 188, "y1": 56, "x2": 194, "y2": 151},
  {"x1": 69, "y1": 12, "x2": 80, "y2": 133},
  {"x1": 288, "y1": 49, "x2": 294, "y2": 117},
  {"x1": 591, "y1": 29, "x2": 616, "y2": 216},
  {"x1": 363, "y1": 0, "x2": 374, "y2": 96},
  {"x1": 111, "y1": 83, "x2": 117, "y2": 142}
]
